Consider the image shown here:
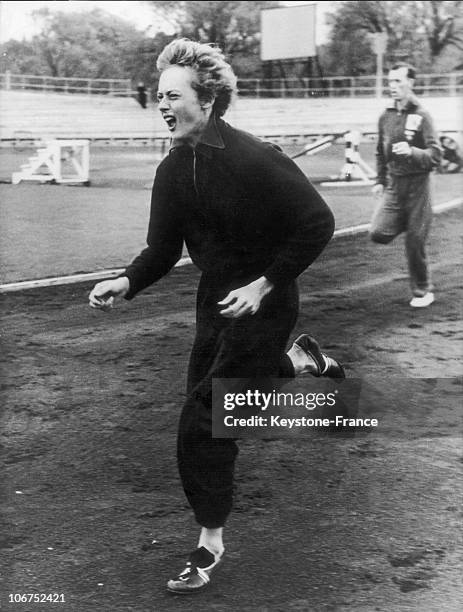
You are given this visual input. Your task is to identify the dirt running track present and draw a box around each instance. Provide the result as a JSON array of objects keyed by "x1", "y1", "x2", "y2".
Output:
[{"x1": 1, "y1": 208, "x2": 462, "y2": 612}]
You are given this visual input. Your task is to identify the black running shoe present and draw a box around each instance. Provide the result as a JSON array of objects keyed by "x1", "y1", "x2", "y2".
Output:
[
  {"x1": 167, "y1": 547, "x2": 223, "y2": 594},
  {"x1": 294, "y1": 334, "x2": 345, "y2": 379}
]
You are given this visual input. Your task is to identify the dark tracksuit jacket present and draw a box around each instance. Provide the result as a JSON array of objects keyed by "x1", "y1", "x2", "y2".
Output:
[
  {"x1": 372, "y1": 95, "x2": 441, "y2": 295},
  {"x1": 122, "y1": 115, "x2": 335, "y2": 527},
  {"x1": 375, "y1": 95, "x2": 441, "y2": 186}
]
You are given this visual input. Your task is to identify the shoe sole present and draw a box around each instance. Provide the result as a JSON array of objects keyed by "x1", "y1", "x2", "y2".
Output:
[
  {"x1": 167, "y1": 585, "x2": 208, "y2": 594},
  {"x1": 294, "y1": 333, "x2": 325, "y2": 375},
  {"x1": 410, "y1": 301, "x2": 434, "y2": 308},
  {"x1": 294, "y1": 334, "x2": 346, "y2": 379}
]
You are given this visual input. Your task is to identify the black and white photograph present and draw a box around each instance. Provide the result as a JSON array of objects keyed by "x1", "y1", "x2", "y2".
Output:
[{"x1": 1, "y1": 1, "x2": 462, "y2": 610}]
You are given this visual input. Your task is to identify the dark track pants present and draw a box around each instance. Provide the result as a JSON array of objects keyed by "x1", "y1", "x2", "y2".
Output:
[
  {"x1": 177, "y1": 275, "x2": 299, "y2": 528},
  {"x1": 370, "y1": 174, "x2": 433, "y2": 297}
]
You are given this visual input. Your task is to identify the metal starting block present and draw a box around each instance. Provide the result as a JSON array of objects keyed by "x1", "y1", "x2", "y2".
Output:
[{"x1": 12, "y1": 139, "x2": 90, "y2": 185}]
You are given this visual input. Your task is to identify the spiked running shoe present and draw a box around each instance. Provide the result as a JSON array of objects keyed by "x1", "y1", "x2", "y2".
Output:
[
  {"x1": 167, "y1": 547, "x2": 223, "y2": 594},
  {"x1": 294, "y1": 333, "x2": 345, "y2": 379}
]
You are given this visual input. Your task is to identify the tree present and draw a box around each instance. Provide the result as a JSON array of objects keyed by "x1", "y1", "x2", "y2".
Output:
[
  {"x1": 423, "y1": 1, "x2": 463, "y2": 58},
  {"x1": 146, "y1": 1, "x2": 279, "y2": 77},
  {"x1": 423, "y1": 0, "x2": 463, "y2": 70},
  {"x1": 0, "y1": 39, "x2": 49, "y2": 74},
  {"x1": 33, "y1": 7, "x2": 149, "y2": 78},
  {"x1": 322, "y1": 1, "x2": 463, "y2": 75},
  {"x1": 0, "y1": 8, "x2": 150, "y2": 81}
]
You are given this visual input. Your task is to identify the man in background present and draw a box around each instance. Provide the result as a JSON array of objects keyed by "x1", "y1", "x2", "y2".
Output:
[
  {"x1": 370, "y1": 62, "x2": 441, "y2": 308},
  {"x1": 136, "y1": 82, "x2": 147, "y2": 108}
]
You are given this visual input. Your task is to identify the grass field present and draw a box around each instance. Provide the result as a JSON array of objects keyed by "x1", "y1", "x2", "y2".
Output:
[{"x1": 1, "y1": 144, "x2": 462, "y2": 284}]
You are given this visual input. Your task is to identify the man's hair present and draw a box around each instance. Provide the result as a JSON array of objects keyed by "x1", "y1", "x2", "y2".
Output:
[
  {"x1": 157, "y1": 38, "x2": 237, "y2": 117},
  {"x1": 390, "y1": 62, "x2": 416, "y2": 80}
]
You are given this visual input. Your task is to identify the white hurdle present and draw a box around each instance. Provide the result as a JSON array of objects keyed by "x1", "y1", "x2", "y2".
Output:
[
  {"x1": 12, "y1": 139, "x2": 90, "y2": 185},
  {"x1": 321, "y1": 130, "x2": 376, "y2": 187}
]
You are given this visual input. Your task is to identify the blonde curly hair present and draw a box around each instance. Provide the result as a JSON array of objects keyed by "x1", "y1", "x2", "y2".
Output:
[{"x1": 157, "y1": 38, "x2": 237, "y2": 117}]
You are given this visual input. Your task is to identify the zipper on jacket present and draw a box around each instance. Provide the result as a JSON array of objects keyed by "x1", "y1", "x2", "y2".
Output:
[{"x1": 193, "y1": 149, "x2": 199, "y2": 198}]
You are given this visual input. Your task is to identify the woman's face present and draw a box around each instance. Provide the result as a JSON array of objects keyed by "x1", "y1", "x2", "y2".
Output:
[{"x1": 157, "y1": 66, "x2": 212, "y2": 145}]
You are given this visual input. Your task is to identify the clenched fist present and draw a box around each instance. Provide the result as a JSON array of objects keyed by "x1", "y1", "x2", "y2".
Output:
[{"x1": 89, "y1": 276, "x2": 130, "y2": 311}]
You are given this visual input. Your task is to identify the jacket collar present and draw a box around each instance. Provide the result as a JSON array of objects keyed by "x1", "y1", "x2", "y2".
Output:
[
  {"x1": 170, "y1": 114, "x2": 225, "y2": 153},
  {"x1": 386, "y1": 94, "x2": 420, "y2": 112},
  {"x1": 198, "y1": 114, "x2": 225, "y2": 149}
]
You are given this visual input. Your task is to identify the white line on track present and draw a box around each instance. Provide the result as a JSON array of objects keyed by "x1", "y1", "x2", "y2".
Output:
[{"x1": 1, "y1": 197, "x2": 461, "y2": 293}]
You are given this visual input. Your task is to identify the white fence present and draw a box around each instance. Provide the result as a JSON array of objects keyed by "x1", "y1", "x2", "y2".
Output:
[
  {"x1": 1, "y1": 70, "x2": 462, "y2": 98},
  {"x1": 237, "y1": 72, "x2": 463, "y2": 98},
  {"x1": 0, "y1": 72, "x2": 132, "y2": 96}
]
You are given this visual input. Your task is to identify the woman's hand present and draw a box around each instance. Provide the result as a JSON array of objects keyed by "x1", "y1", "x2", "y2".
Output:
[
  {"x1": 89, "y1": 277, "x2": 130, "y2": 311},
  {"x1": 218, "y1": 276, "x2": 274, "y2": 319}
]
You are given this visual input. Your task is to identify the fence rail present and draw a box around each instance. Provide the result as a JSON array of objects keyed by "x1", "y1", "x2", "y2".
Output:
[
  {"x1": 0, "y1": 72, "x2": 132, "y2": 96},
  {"x1": 237, "y1": 72, "x2": 463, "y2": 98},
  {"x1": 1, "y1": 71, "x2": 462, "y2": 98}
]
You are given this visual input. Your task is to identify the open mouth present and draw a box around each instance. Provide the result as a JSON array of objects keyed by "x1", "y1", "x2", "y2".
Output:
[{"x1": 163, "y1": 115, "x2": 176, "y2": 131}]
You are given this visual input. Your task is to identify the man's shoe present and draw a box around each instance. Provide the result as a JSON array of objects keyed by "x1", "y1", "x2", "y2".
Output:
[
  {"x1": 410, "y1": 292, "x2": 434, "y2": 308},
  {"x1": 167, "y1": 547, "x2": 223, "y2": 594},
  {"x1": 294, "y1": 334, "x2": 345, "y2": 379}
]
